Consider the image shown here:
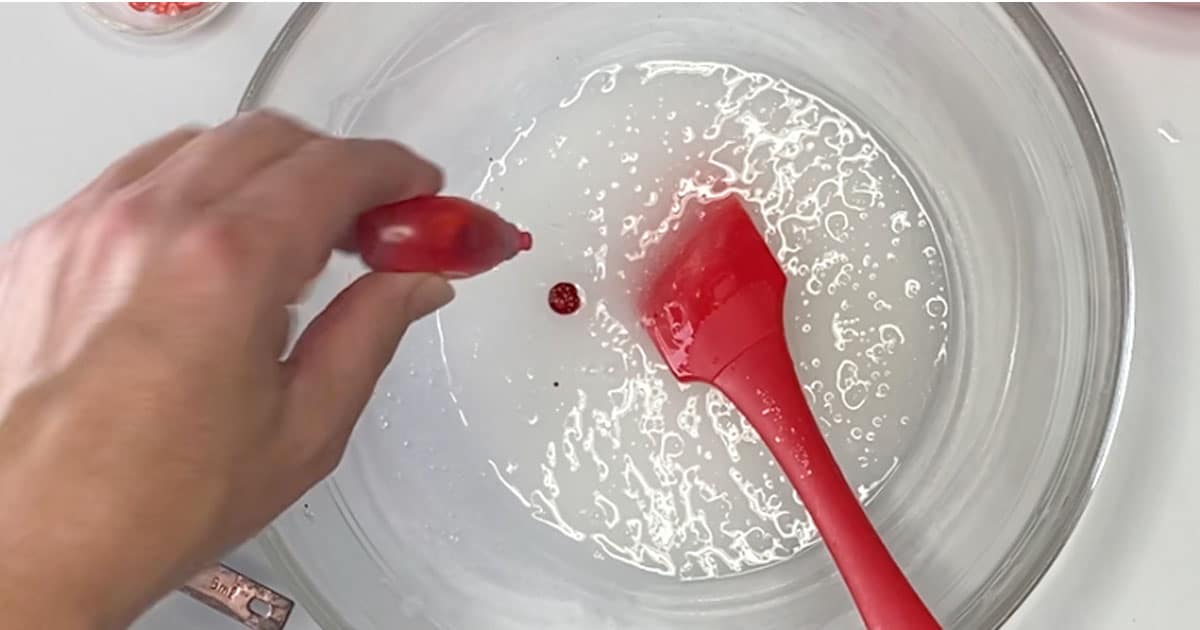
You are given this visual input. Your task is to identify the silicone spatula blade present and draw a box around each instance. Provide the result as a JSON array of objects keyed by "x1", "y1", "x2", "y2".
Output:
[{"x1": 640, "y1": 196, "x2": 939, "y2": 630}]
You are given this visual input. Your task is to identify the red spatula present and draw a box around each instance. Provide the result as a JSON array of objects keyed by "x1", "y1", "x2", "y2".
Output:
[{"x1": 640, "y1": 196, "x2": 939, "y2": 630}]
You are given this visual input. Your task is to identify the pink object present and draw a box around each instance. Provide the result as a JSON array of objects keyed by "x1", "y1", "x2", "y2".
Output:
[
  {"x1": 640, "y1": 196, "x2": 939, "y2": 630},
  {"x1": 356, "y1": 196, "x2": 532, "y2": 278},
  {"x1": 128, "y1": 2, "x2": 204, "y2": 15}
]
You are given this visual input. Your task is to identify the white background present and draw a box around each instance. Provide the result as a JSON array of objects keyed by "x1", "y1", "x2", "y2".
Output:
[{"x1": 0, "y1": 4, "x2": 1195, "y2": 629}]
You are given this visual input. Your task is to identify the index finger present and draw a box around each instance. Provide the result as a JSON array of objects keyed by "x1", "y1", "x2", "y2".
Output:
[{"x1": 227, "y1": 136, "x2": 443, "y2": 293}]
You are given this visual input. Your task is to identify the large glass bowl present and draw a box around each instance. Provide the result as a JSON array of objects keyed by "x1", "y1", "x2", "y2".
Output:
[{"x1": 240, "y1": 5, "x2": 1130, "y2": 629}]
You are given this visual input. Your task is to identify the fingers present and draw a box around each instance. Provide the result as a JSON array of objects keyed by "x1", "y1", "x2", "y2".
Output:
[
  {"x1": 282, "y1": 272, "x2": 453, "y2": 457},
  {"x1": 148, "y1": 111, "x2": 317, "y2": 207},
  {"x1": 86, "y1": 112, "x2": 445, "y2": 303},
  {"x1": 226, "y1": 137, "x2": 443, "y2": 293},
  {"x1": 87, "y1": 127, "x2": 202, "y2": 194}
]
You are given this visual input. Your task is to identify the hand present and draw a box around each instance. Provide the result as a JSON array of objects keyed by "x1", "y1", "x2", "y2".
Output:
[{"x1": 0, "y1": 112, "x2": 454, "y2": 629}]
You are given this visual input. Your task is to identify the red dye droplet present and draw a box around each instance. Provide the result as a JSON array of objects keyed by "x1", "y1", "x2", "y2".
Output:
[{"x1": 548, "y1": 282, "x2": 581, "y2": 315}]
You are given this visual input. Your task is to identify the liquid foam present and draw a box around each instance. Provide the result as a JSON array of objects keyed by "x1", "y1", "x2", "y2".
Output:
[{"x1": 464, "y1": 60, "x2": 950, "y2": 581}]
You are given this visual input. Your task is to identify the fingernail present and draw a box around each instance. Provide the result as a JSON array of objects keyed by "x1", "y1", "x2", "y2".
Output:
[{"x1": 406, "y1": 275, "x2": 455, "y2": 320}]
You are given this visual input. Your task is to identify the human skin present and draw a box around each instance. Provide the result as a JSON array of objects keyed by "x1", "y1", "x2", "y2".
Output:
[{"x1": 0, "y1": 111, "x2": 455, "y2": 629}]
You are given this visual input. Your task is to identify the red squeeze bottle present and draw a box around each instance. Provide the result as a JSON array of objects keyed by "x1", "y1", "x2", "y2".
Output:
[{"x1": 356, "y1": 196, "x2": 532, "y2": 278}]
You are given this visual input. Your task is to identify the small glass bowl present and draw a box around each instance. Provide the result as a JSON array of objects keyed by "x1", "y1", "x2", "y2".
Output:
[{"x1": 79, "y1": 2, "x2": 225, "y2": 38}]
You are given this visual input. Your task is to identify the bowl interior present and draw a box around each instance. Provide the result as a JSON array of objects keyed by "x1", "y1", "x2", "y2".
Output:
[{"x1": 247, "y1": 5, "x2": 1128, "y2": 629}]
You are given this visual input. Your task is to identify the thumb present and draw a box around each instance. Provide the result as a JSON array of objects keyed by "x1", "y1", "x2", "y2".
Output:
[{"x1": 284, "y1": 272, "x2": 454, "y2": 443}]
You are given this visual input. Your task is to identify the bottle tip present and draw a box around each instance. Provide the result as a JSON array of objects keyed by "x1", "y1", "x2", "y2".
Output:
[{"x1": 517, "y1": 231, "x2": 533, "y2": 251}]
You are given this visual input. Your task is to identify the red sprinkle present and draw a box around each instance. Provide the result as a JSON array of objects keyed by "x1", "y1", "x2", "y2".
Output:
[
  {"x1": 548, "y1": 282, "x2": 582, "y2": 315},
  {"x1": 128, "y1": 2, "x2": 204, "y2": 16}
]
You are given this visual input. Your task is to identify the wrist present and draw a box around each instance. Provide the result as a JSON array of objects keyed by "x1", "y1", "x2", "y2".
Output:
[
  {"x1": 0, "y1": 583, "x2": 106, "y2": 630},
  {"x1": 0, "y1": 489, "x2": 122, "y2": 630},
  {"x1": 0, "y1": 382, "x2": 160, "y2": 630}
]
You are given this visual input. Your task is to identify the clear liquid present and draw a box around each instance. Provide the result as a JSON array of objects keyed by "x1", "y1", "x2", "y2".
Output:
[{"x1": 434, "y1": 60, "x2": 950, "y2": 581}]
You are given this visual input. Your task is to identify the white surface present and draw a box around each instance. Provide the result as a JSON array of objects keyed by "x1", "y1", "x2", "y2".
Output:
[{"x1": 0, "y1": 4, "x2": 1194, "y2": 629}]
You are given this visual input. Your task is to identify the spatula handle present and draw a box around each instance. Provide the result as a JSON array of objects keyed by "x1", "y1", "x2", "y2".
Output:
[{"x1": 715, "y1": 334, "x2": 939, "y2": 630}]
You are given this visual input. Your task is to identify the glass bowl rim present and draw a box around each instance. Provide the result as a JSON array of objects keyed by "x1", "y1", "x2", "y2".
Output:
[{"x1": 237, "y1": 4, "x2": 1134, "y2": 629}]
